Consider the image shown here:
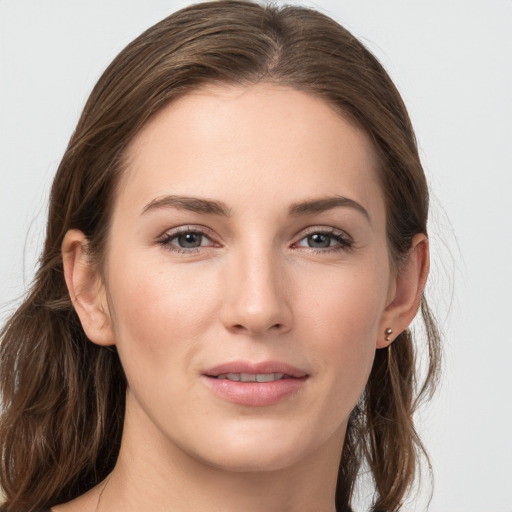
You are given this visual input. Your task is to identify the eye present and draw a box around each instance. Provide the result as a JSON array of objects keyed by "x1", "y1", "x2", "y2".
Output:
[
  {"x1": 158, "y1": 227, "x2": 217, "y2": 253},
  {"x1": 295, "y1": 229, "x2": 352, "y2": 253}
]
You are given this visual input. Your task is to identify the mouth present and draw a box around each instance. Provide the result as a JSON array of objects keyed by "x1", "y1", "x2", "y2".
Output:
[{"x1": 202, "y1": 361, "x2": 309, "y2": 406}]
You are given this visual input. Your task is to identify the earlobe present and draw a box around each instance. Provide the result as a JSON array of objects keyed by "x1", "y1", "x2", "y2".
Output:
[
  {"x1": 62, "y1": 229, "x2": 115, "y2": 346},
  {"x1": 377, "y1": 234, "x2": 429, "y2": 349}
]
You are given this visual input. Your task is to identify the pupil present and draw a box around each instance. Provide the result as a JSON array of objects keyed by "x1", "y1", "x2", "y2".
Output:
[
  {"x1": 179, "y1": 233, "x2": 201, "y2": 248},
  {"x1": 309, "y1": 233, "x2": 330, "y2": 248}
]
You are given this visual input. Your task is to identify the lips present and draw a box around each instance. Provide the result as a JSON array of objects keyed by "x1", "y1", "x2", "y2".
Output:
[{"x1": 202, "y1": 360, "x2": 309, "y2": 406}]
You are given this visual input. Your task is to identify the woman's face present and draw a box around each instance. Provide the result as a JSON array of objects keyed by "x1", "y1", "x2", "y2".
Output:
[{"x1": 101, "y1": 84, "x2": 395, "y2": 471}]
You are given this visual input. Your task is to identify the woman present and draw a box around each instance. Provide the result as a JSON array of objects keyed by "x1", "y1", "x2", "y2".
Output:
[{"x1": 0, "y1": 1, "x2": 440, "y2": 511}]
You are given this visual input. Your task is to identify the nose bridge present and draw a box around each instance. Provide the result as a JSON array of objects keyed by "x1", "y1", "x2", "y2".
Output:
[{"x1": 220, "y1": 238, "x2": 291, "y2": 335}]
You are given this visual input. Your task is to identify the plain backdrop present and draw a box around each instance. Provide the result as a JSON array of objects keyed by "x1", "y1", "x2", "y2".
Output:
[{"x1": 1, "y1": 1, "x2": 511, "y2": 511}]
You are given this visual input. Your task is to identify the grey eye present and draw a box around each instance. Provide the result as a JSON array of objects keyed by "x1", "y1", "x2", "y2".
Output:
[
  {"x1": 296, "y1": 230, "x2": 352, "y2": 251},
  {"x1": 175, "y1": 232, "x2": 204, "y2": 248},
  {"x1": 306, "y1": 233, "x2": 332, "y2": 248}
]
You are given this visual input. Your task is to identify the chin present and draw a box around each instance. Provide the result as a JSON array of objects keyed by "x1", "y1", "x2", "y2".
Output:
[
  {"x1": 186, "y1": 421, "x2": 332, "y2": 473},
  {"x1": 200, "y1": 446, "x2": 305, "y2": 473}
]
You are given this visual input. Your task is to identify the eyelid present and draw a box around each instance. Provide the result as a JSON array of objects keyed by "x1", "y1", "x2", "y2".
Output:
[
  {"x1": 295, "y1": 226, "x2": 352, "y2": 242},
  {"x1": 300, "y1": 225, "x2": 350, "y2": 236},
  {"x1": 158, "y1": 224, "x2": 218, "y2": 240}
]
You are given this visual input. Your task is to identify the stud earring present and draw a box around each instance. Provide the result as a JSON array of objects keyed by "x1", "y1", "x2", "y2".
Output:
[{"x1": 385, "y1": 328, "x2": 393, "y2": 342}]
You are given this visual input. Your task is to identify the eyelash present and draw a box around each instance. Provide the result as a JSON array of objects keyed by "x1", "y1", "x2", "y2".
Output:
[
  {"x1": 157, "y1": 227, "x2": 353, "y2": 255},
  {"x1": 295, "y1": 228, "x2": 353, "y2": 253}
]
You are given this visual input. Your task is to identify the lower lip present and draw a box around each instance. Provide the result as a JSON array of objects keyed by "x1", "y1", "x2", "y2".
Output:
[{"x1": 202, "y1": 376, "x2": 308, "y2": 406}]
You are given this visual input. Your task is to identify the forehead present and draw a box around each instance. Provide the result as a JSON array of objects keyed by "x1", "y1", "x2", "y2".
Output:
[{"x1": 117, "y1": 83, "x2": 383, "y2": 219}]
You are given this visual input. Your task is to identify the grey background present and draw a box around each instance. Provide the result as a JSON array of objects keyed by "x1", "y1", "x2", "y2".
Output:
[{"x1": 1, "y1": 1, "x2": 511, "y2": 510}]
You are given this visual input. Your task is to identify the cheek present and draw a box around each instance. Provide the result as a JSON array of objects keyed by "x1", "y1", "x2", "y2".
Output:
[
  {"x1": 297, "y1": 262, "x2": 388, "y2": 403},
  {"x1": 106, "y1": 261, "x2": 219, "y2": 376},
  {"x1": 300, "y1": 261, "x2": 388, "y2": 345}
]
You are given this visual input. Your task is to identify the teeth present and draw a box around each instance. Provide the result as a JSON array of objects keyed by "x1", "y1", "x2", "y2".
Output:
[
  {"x1": 257, "y1": 372, "x2": 285, "y2": 382},
  {"x1": 216, "y1": 373, "x2": 286, "y2": 382}
]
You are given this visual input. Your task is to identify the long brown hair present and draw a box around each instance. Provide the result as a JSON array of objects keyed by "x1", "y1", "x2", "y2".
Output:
[{"x1": 0, "y1": 2, "x2": 441, "y2": 511}]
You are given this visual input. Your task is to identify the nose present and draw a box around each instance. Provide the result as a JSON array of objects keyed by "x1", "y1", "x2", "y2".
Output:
[{"x1": 219, "y1": 245, "x2": 293, "y2": 336}]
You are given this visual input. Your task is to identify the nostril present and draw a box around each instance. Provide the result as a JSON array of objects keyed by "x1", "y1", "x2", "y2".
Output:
[{"x1": 231, "y1": 322, "x2": 282, "y2": 334}]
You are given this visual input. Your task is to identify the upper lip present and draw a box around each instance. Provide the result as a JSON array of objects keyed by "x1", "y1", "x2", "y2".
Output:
[{"x1": 203, "y1": 360, "x2": 308, "y2": 378}]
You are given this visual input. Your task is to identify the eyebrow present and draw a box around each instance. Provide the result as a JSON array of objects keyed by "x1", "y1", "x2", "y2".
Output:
[
  {"x1": 288, "y1": 196, "x2": 370, "y2": 221},
  {"x1": 141, "y1": 194, "x2": 370, "y2": 221},
  {"x1": 141, "y1": 195, "x2": 232, "y2": 216}
]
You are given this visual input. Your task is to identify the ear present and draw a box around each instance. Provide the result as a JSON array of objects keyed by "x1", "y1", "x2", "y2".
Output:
[
  {"x1": 377, "y1": 233, "x2": 429, "y2": 349},
  {"x1": 62, "y1": 229, "x2": 115, "y2": 346}
]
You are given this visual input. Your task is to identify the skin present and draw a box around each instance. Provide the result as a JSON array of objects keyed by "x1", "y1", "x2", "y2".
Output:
[{"x1": 59, "y1": 83, "x2": 428, "y2": 512}]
